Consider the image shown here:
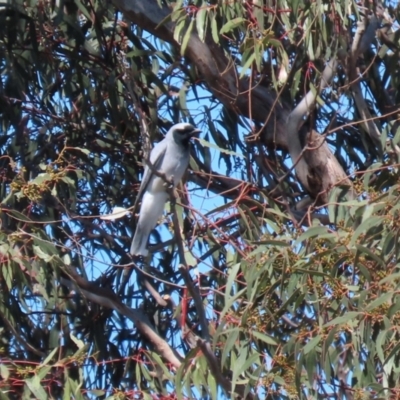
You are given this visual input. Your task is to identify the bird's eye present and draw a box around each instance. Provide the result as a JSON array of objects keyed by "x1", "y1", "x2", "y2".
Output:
[{"x1": 177, "y1": 127, "x2": 194, "y2": 135}]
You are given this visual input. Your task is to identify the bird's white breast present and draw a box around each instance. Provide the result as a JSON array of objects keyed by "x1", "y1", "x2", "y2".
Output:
[{"x1": 148, "y1": 143, "x2": 189, "y2": 193}]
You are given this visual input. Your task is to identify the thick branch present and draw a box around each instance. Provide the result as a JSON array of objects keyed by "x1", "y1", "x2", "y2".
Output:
[{"x1": 286, "y1": 59, "x2": 353, "y2": 202}]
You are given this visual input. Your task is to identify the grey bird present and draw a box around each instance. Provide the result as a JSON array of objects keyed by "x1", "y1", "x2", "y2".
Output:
[{"x1": 130, "y1": 123, "x2": 201, "y2": 256}]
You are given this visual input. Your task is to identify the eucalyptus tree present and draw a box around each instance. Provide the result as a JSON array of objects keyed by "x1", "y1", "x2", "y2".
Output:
[{"x1": 0, "y1": 0, "x2": 400, "y2": 399}]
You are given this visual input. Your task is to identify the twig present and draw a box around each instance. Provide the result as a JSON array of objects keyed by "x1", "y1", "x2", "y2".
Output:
[
  {"x1": 179, "y1": 265, "x2": 210, "y2": 341},
  {"x1": 138, "y1": 270, "x2": 168, "y2": 307}
]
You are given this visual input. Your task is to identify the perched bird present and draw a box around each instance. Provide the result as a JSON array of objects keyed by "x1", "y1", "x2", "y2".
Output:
[{"x1": 130, "y1": 123, "x2": 201, "y2": 256}]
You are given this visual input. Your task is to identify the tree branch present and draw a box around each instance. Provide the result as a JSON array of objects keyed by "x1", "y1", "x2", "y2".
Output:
[{"x1": 61, "y1": 266, "x2": 182, "y2": 369}]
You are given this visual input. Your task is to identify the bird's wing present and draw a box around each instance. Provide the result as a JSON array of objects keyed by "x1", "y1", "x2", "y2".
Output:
[{"x1": 132, "y1": 140, "x2": 168, "y2": 214}]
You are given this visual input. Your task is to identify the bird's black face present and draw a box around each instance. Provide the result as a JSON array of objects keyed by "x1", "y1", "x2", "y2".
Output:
[{"x1": 172, "y1": 124, "x2": 201, "y2": 147}]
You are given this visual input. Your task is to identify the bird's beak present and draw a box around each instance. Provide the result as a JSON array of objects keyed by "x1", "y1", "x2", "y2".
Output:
[{"x1": 191, "y1": 128, "x2": 201, "y2": 137}]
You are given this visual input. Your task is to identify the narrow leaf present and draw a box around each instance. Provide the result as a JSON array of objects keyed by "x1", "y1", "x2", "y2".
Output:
[{"x1": 323, "y1": 312, "x2": 361, "y2": 327}]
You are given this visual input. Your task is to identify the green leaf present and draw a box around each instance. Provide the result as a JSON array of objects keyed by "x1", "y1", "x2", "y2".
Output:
[
  {"x1": 253, "y1": 4, "x2": 264, "y2": 28},
  {"x1": 70, "y1": 147, "x2": 90, "y2": 156},
  {"x1": 291, "y1": 68, "x2": 302, "y2": 100},
  {"x1": 323, "y1": 312, "x2": 361, "y2": 327},
  {"x1": 207, "y1": 372, "x2": 217, "y2": 399},
  {"x1": 350, "y1": 216, "x2": 383, "y2": 247},
  {"x1": 42, "y1": 346, "x2": 59, "y2": 366},
  {"x1": 33, "y1": 245, "x2": 54, "y2": 262},
  {"x1": 231, "y1": 347, "x2": 253, "y2": 394},
  {"x1": 220, "y1": 17, "x2": 245, "y2": 34},
  {"x1": 198, "y1": 138, "x2": 245, "y2": 158},
  {"x1": 149, "y1": 351, "x2": 173, "y2": 380},
  {"x1": 252, "y1": 331, "x2": 277, "y2": 346},
  {"x1": 240, "y1": 52, "x2": 256, "y2": 78},
  {"x1": 26, "y1": 376, "x2": 48, "y2": 400},
  {"x1": 221, "y1": 329, "x2": 240, "y2": 369},
  {"x1": 210, "y1": 11, "x2": 219, "y2": 43},
  {"x1": 5, "y1": 209, "x2": 32, "y2": 222},
  {"x1": 196, "y1": 6, "x2": 207, "y2": 42},
  {"x1": 0, "y1": 390, "x2": 10, "y2": 400},
  {"x1": 0, "y1": 364, "x2": 9, "y2": 380},
  {"x1": 379, "y1": 272, "x2": 400, "y2": 284},
  {"x1": 292, "y1": 0, "x2": 300, "y2": 17},
  {"x1": 295, "y1": 226, "x2": 331, "y2": 244},
  {"x1": 384, "y1": 341, "x2": 400, "y2": 366},
  {"x1": 303, "y1": 334, "x2": 321, "y2": 354},
  {"x1": 74, "y1": 1, "x2": 92, "y2": 21},
  {"x1": 181, "y1": 19, "x2": 194, "y2": 56},
  {"x1": 236, "y1": 351, "x2": 260, "y2": 378},
  {"x1": 392, "y1": 124, "x2": 400, "y2": 145},
  {"x1": 225, "y1": 262, "x2": 241, "y2": 300},
  {"x1": 70, "y1": 333, "x2": 85, "y2": 349},
  {"x1": 37, "y1": 366, "x2": 52, "y2": 380},
  {"x1": 31, "y1": 173, "x2": 52, "y2": 185},
  {"x1": 87, "y1": 390, "x2": 106, "y2": 397},
  {"x1": 375, "y1": 329, "x2": 388, "y2": 363},
  {"x1": 254, "y1": 41, "x2": 262, "y2": 72},
  {"x1": 173, "y1": 14, "x2": 186, "y2": 43},
  {"x1": 365, "y1": 292, "x2": 393, "y2": 311},
  {"x1": 355, "y1": 244, "x2": 385, "y2": 268},
  {"x1": 220, "y1": 288, "x2": 247, "y2": 322}
]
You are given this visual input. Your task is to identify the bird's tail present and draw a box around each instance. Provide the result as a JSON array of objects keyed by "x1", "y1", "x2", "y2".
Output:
[{"x1": 130, "y1": 227, "x2": 149, "y2": 257}]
